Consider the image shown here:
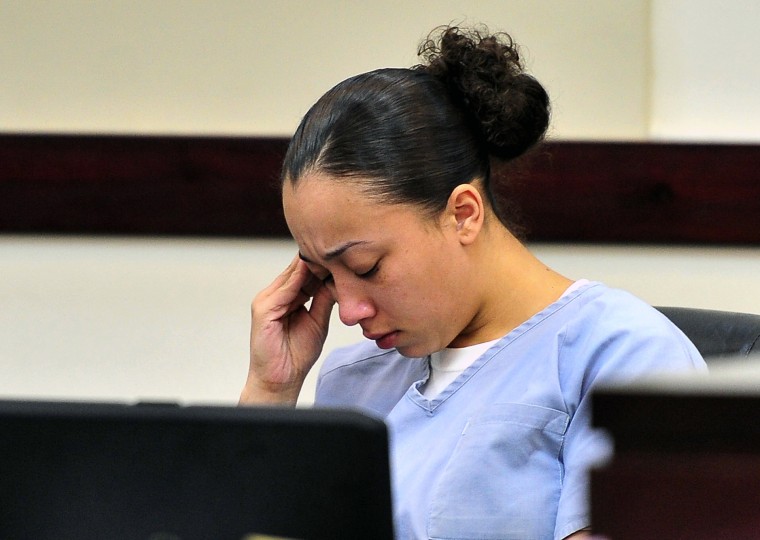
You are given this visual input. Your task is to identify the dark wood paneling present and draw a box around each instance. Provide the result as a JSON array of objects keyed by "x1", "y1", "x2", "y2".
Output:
[
  {"x1": 0, "y1": 134, "x2": 289, "y2": 237},
  {"x1": 2, "y1": 134, "x2": 759, "y2": 243},
  {"x1": 591, "y1": 381, "x2": 760, "y2": 539},
  {"x1": 515, "y1": 142, "x2": 760, "y2": 244},
  {"x1": 592, "y1": 453, "x2": 760, "y2": 539}
]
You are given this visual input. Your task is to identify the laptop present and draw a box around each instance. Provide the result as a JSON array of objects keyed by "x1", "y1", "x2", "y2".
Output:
[{"x1": 0, "y1": 400, "x2": 394, "y2": 540}]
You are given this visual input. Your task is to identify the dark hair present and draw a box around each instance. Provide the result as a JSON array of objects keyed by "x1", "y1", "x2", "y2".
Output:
[{"x1": 281, "y1": 25, "x2": 550, "y2": 232}]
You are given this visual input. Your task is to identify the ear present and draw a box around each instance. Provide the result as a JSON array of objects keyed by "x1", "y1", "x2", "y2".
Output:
[{"x1": 445, "y1": 183, "x2": 485, "y2": 245}]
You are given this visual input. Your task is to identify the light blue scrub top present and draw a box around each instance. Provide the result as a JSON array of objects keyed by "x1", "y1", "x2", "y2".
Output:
[{"x1": 315, "y1": 282, "x2": 706, "y2": 540}]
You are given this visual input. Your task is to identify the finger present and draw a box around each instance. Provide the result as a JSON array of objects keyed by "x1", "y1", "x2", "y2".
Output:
[
  {"x1": 253, "y1": 258, "x2": 310, "y2": 322},
  {"x1": 284, "y1": 289, "x2": 313, "y2": 316},
  {"x1": 282, "y1": 258, "x2": 315, "y2": 298},
  {"x1": 263, "y1": 258, "x2": 311, "y2": 307},
  {"x1": 263, "y1": 255, "x2": 302, "y2": 293},
  {"x1": 299, "y1": 271, "x2": 322, "y2": 298},
  {"x1": 308, "y1": 282, "x2": 336, "y2": 333}
]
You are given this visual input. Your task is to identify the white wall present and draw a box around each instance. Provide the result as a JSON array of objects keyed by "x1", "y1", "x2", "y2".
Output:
[
  {"x1": 0, "y1": 0, "x2": 650, "y2": 139},
  {"x1": 2, "y1": 236, "x2": 758, "y2": 406},
  {"x1": 650, "y1": 1, "x2": 760, "y2": 141},
  {"x1": 0, "y1": 236, "x2": 364, "y2": 406},
  {"x1": 1, "y1": 2, "x2": 759, "y2": 405},
  {"x1": 4, "y1": 1, "x2": 759, "y2": 140}
]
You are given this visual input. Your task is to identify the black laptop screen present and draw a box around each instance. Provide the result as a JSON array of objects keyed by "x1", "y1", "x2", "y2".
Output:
[{"x1": 0, "y1": 400, "x2": 394, "y2": 540}]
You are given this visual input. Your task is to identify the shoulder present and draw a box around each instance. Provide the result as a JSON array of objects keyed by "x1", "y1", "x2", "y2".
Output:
[
  {"x1": 315, "y1": 341, "x2": 427, "y2": 416},
  {"x1": 558, "y1": 282, "x2": 706, "y2": 386},
  {"x1": 564, "y1": 281, "x2": 687, "y2": 338},
  {"x1": 564, "y1": 281, "x2": 662, "y2": 319},
  {"x1": 320, "y1": 340, "x2": 406, "y2": 376}
]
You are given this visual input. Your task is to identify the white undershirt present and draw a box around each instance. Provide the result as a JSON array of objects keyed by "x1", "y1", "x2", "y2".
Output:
[
  {"x1": 423, "y1": 339, "x2": 499, "y2": 398},
  {"x1": 421, "y1": 279, "x2": 590, "y2": 399}
]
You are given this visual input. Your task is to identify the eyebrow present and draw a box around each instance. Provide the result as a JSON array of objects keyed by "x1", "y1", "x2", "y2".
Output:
[{"x1": 298, "y1": 240, "x2": 370, "y2": 264}]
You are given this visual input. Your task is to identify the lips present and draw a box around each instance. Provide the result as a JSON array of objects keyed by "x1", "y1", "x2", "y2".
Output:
[{"x1": 363, "y1": 330, "x2": 399, "y2": 349}]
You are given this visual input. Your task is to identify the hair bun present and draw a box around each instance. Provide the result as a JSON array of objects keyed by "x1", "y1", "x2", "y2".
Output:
[{"x1": 418, "y1": 25, "x2": 550, "y2": 160}]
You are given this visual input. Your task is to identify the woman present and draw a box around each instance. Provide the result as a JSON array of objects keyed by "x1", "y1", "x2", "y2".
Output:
[{"x1": 240, "y1": 25, "x2": 706, "y2": 540}]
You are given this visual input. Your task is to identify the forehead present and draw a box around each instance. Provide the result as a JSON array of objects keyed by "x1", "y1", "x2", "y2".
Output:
[
  {"x1": 282, "y1": 173, "x2": 371, "y2": 226},
  {"x1": 283, "y1": 172, "x2": 356, "y2": 204},
  {"x1": 282, "y1": 174, "x2": 425, "y2": 258}
]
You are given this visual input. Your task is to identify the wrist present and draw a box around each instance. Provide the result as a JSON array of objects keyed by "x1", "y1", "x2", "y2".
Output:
[{"x1": 238, "y1": 375, "x2": 301, "y2": 407}]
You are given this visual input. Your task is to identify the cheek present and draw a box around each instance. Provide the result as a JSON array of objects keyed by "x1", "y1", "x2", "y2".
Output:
[
  {"x1": 382, "y1": 259, "x2": 450, "y2": 312},
  {"x1": 375, "y1": 235, "x2": 456, "y2": 311}
]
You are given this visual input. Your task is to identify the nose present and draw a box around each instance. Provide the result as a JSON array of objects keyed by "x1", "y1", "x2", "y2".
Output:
[{"x1": 334, "y1": 283, "x2": 375, "y2": 327}]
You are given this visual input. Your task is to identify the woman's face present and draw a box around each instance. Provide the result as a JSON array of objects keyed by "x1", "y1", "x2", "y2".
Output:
[{"x1": 282, "y1": 173, "x2": 479, "y2": 358}]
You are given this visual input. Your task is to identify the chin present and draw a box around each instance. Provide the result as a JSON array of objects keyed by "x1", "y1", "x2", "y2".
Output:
[{"x1": 394, "y1": 343, "x2": 434, "y2": 359}]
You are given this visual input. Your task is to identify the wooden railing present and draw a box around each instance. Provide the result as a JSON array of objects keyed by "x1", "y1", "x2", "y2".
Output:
[{"x1": 2, "y1": 134, "x2": 759, "y2": 243}]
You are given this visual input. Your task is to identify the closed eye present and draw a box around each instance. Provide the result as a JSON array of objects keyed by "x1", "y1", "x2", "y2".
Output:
[{"x1": 357, "y1": 262, "x2": 379, "y2": 279}]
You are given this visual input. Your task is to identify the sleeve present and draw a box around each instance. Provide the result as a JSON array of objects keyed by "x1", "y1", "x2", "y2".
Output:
[{"x1": 553, "y1": 290, "x2": 707, "y2": 539}]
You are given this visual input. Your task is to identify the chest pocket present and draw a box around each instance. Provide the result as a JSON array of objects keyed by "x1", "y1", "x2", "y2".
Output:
[{"x1": 427, "y1": 403, "x2": 569, "y2": 540}]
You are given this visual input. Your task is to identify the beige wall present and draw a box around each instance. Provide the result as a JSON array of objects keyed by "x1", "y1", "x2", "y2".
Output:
[
  {"x1": 1, "y1": 0, "x2": 649, "y2": 139},
  {"x1": 1, "y1": 2, "x2": 759, "y2": 405},
  {"x1": 4, "y1": 2, "x2": 759, "y2": 140},
  {"x1": 2, "y1": 236, "x2": 759, "y2": 405},
  {"x1": 651, "y1": 1, "x2": 760, "y2": 141}
]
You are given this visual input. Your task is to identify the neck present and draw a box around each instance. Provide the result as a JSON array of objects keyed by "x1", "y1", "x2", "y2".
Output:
[{"x1": 450, "y1": 223, "x2": 572, "y2": 347}]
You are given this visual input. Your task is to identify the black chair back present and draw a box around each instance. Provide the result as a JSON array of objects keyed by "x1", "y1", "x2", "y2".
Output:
[{"x1": 655, "y1": 306, "x2": 760, "y2": 361}]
